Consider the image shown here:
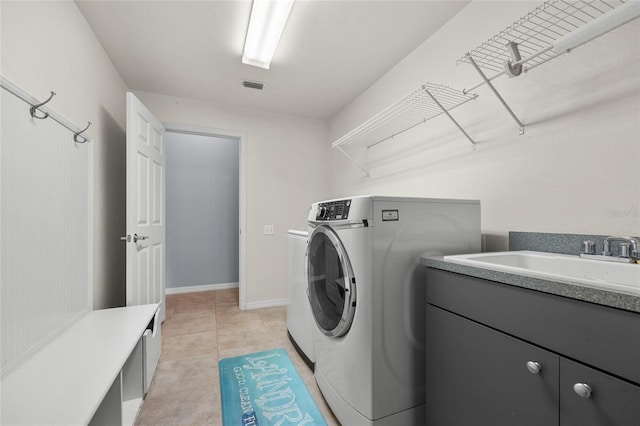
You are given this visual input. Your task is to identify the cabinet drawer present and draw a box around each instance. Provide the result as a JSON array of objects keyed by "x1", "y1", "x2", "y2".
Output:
[{"x1": 425, "y1": 269, "x2": 640, "y2": 384}]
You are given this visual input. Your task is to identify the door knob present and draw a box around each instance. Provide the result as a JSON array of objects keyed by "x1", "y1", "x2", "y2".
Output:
[
  {"x1": 573, "y1": 383, "x2": 592, "y2": 398},
  {"x1": 120, "y1": 234, "x2": 149, "y2": 243},
  {"x1": 133, "y1": 233, "x2": 149, "y2": 243}
]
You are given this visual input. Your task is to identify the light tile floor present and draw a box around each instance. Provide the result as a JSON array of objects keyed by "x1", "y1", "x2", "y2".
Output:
[{"x1": 135, "y1": 289, "x2": 340, "y2": 425}]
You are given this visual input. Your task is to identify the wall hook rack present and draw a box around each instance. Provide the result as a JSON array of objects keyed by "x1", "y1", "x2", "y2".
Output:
[
  {"x1": 2, "y1": 77, "x2": 93, "y2": 144},
  {"x1": 74, "y1": 122, "x2": 92, "y2": 144},
  {"x1": 29, "y1": 91, "x2": 56, "y2": 120}
]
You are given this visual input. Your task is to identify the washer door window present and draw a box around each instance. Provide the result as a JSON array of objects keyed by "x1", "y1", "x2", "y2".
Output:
[{"x1": 307, "y1": 225, "x2": 356, "y2": 337}]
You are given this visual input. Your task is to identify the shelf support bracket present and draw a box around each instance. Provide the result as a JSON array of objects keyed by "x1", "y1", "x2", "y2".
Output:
[
  {"x1": 424, "y1": 87, "x2": 476, "y2": 147},
  {"x1": 466, "y1": 54, "x2": 525, "y2": 135},
  {"x1": 335, "y1": 146, "x2": 370, "y2": 178}
]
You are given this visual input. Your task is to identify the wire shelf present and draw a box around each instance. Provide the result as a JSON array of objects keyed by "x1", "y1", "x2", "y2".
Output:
[
  {"x1": 332, "y1": 83, "x2": 477, "y2": 149},
  {"x1": 457, "y1": 0, "x2": 626, "y2": 74}
]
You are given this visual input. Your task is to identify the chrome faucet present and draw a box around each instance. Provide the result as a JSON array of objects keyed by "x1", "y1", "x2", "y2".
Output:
[
  {"x1": 602, "y1": 236, "x2": 640, "y2": 259},
  {"x1": 579, "y1": 236, "x2": 640, "y2": 263}
]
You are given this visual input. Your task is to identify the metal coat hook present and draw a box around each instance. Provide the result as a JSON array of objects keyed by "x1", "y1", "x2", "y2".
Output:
[
  {"x1": 74, "y1": 122, "x2": 91, "y2": 143},
  {"x1": 30, "y1": 91, "x2": 56, "y2": 119}
]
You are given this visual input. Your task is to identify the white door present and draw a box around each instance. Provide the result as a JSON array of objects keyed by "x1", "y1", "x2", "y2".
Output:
[{"x1": 126, "y1": 92, "x2": 166, "y2": 321}]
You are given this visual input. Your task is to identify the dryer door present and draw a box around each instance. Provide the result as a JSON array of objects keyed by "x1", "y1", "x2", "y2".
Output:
[{"x1": 307, "y1": 225, "x2": 356, "y2": 337}]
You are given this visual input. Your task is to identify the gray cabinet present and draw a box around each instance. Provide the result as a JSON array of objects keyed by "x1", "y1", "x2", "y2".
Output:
[
  {"x1": 425, "y1": 268, "x2": 640, "y2": 426},
  {"x1": 560, "y1": 358, "x2": 640, "y2": 426},
  {"x1": 426, "y1": 305, "x2": 559, "y2": 425}
]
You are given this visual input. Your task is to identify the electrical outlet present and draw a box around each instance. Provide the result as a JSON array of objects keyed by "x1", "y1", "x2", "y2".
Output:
[{"x1": 264, "y1": 225, "x2": 274, "y2": 235}]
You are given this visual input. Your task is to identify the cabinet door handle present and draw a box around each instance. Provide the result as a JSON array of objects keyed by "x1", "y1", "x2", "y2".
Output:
[
  {"x1": 573, "y1": 383, "x2": 592, "y2": 398},
  {"x1": 526, "y1": 361, "x2": 542, "y2": 375}
]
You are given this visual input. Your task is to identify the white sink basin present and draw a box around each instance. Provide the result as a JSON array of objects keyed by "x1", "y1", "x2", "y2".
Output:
[{"x1": 443, "y1": 250, "x2": 640, "y2": 296}]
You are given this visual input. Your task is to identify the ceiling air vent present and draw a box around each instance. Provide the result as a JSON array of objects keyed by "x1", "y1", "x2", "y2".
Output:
[{"x1": 242, "y1": 80, "x2": 264, "y2": 90}]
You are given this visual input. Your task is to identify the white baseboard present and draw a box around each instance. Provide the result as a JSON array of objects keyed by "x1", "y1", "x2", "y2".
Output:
[
  {"x1": 244, "y1": 298, "x2": 288, "y2": 310},
  {"x1": 165, "y1": 282, "x2": 239, "y2": 295}
]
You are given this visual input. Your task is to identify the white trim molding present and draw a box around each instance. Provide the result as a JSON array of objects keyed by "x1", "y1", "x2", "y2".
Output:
[
  {"x1": 244, "y1": 298, "x2": 288, "y2": 310},
  {"x1": 165, "y1": 282, "x2": 239, "y2": 295}
]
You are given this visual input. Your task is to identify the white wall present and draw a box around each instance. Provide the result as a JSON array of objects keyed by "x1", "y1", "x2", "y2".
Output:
[
  {"x1": 134, "y1": 91, "x2": 329, "y2": 306},
  {"x1": 165, "y1": 132, "x2": 239, "y2": 289},
  {"x1": 7, "y1": 1, "x2": 634, "y2": 309},
  {"x1": 328, "y1": 2, "x2": 640, "y2": 250},
  {"x1": 1, "y1": 89, "x2": 92, "y2": 376},
  {"x1": 1, "y1": 1, "x2": 129, "y2": 309},
  {"x1": 1, "y1": 1, "x2": 329, "y2": 309}
]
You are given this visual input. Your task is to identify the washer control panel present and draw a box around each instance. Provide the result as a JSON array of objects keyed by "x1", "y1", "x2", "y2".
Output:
[{"x1": 316, "y1": 199, "x2": 351, "y2": 221}]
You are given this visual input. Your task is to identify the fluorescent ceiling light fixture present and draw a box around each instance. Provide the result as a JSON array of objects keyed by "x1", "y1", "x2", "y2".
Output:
[
  {"x1": 552, "y1": 0, "x2": 640, "y2": 53},
  {"x1": 242, "y1": 0, "x2": 294, "y2": 69}
]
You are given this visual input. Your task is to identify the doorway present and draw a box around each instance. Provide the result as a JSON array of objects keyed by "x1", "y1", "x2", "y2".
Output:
[{"x1": 164, "y1": 124, "x2": 247, "y2": 309}]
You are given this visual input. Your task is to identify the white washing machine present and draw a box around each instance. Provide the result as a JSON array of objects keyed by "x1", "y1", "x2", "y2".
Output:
[
  {"x1": 307, "y1": 195, "x2": 481, "y2": 425},
  {"x1": 286, "y1": 229, "x2": 314, "y2": 369}
]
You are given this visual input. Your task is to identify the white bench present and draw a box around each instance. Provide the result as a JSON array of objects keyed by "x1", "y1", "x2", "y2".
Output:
[{"x1": 1, "y1": 304, "x2": 161, "y2": 426}]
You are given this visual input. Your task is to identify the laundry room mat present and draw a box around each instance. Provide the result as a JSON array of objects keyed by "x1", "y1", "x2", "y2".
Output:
[{"x1": 219, "y1": 348, "x2": 327, "y2": 426}]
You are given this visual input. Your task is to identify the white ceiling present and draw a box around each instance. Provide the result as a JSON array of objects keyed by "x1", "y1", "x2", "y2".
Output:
[{"x1": 76, "y1": 1, "x2": 468, "y2": 121}]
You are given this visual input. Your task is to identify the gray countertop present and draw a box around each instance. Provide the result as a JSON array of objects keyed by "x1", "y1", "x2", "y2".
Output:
[{"x1": 421, "y1": 255, "x2": 640, "y2": 314}]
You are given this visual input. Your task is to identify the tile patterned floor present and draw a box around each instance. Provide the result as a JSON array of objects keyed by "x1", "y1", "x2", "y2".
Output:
[{"x1": 135, "y1": 289, "x2": 340, "y2": 425}]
